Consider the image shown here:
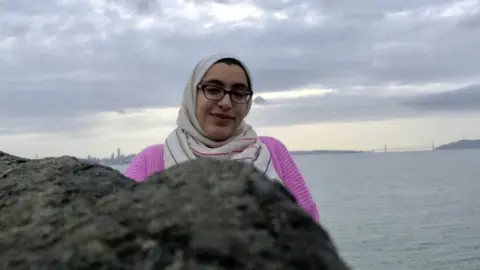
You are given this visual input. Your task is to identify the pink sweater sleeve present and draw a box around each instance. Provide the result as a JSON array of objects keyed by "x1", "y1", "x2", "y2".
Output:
[
  {"x1": 124, "y1": 144, "x2": 163, "y2": 182},
  {"x1": 262, "y1": 137, "x2": 320, "y2": 222}
]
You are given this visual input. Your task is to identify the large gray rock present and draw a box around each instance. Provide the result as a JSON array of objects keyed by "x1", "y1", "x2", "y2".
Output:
[{"x1": 0, "y1": 151, "x2": 351, "y2": 270}]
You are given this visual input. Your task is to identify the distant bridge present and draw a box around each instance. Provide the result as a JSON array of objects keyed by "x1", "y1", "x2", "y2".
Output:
[{"x1": 369, "y1": 144, "x2": 436, "y2": 153}]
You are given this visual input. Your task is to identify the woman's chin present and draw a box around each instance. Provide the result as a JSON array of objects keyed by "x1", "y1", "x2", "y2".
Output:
[{"x1": 205, "y1": 127, "x2": 234, "y2": 142}]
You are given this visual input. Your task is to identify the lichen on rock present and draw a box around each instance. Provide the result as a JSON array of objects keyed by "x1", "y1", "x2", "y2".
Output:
[{"x1": 0, "y1": 151, "x2": 351, "y2": 270}]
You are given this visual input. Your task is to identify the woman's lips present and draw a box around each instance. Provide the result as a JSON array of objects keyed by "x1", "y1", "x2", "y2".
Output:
[{"x1": 211, "y1": 113, "x2": 234, "y2": 120}]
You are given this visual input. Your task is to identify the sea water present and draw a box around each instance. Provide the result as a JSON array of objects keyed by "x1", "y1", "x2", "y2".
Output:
[{"x1": 112, "y1": 149, "x2": 480, "y2": 270}]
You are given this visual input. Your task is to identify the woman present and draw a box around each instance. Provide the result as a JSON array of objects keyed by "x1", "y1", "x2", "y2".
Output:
[{"x1": 125, "y1": 53, "x2": 319, "y2": 221}]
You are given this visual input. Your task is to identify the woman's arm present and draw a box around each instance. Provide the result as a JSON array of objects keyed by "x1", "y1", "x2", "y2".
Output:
[
  {"x1": 270, "y1": 138, "x2": 320, "y2": 222},
  {"x1": 124, "y1": 144, "x2": 163, "y2": 182},
  {"x1": 124, "y1": 151, "x2": 148, "y2": 181}
]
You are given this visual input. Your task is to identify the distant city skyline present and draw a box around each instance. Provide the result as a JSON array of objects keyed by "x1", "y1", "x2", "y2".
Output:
[{"x1": 80, "y1": 147, "x2": 136, "y2": 166}]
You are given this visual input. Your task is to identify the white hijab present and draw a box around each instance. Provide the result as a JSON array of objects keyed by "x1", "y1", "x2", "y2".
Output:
[{"x1": 163, "y1": 53, "x2": 282, "y2": 183}]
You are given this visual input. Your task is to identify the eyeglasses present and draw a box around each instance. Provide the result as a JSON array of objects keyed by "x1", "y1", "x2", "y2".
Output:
[{"x1": 197, "y1": 83, "x2": 253, "y2": 104}]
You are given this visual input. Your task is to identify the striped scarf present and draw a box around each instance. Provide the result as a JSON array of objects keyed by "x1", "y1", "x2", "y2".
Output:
[{"x1": 163, "y1": 53, "x2": 281, "y2": 183}]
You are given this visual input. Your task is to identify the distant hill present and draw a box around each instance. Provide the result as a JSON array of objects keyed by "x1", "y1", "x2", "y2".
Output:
[
  {"x1": 253, "y1": 96, "x2": 267, "y2": 105},
  {"x1": 435, "y1": 139, "x2": 480, "y2": 150}
]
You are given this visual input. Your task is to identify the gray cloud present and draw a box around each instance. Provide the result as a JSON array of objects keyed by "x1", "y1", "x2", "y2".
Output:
[
  {"x1": 404, "y1": 84, "x2": 480, "y2": 111},
  {"x1": 248, "y1": 92, "x2": 419, "y2": 127},
  {"x1": 251, "y1": 82, "x2": 480, "y2": 127},
  {"x1": 1, "y1": 0, "x2": 480, "y2": 135}
]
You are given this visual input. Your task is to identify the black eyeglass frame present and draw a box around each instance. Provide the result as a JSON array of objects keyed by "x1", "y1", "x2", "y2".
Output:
[{"x1": 197, "y1": 83, "x2": 253, "y2": 104}]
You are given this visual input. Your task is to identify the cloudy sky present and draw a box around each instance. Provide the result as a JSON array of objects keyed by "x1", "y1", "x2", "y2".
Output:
[{"x1": 1, "y1": 0, "x2": 480, "y2": 158}]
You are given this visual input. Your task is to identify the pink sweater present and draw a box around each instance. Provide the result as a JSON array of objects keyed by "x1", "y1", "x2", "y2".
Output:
[{"x1": 125, "y1": 136, "x2": 319, "y2": 221}]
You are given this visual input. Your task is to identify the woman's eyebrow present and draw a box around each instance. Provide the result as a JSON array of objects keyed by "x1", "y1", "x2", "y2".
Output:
[
  {"x1": 203, "y1": 79, "x2": 248, "y2": 88},
  {"x1": 202, "y1": 79, "x2": 225, "y2": 85}
]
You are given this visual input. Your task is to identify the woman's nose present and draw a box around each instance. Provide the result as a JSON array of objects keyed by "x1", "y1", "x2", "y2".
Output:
[{"x1": 217, "y1": 92, "x2": 233, "y2": 109}]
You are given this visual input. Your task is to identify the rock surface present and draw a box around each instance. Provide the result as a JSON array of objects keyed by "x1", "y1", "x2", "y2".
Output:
[{"x1": 0, "y1": 151, "x2": 351, "y2": 270}]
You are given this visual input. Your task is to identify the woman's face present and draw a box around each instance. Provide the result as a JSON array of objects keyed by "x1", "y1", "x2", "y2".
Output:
[{"x1": 196, "y1": 62, "x2": 251, "y2": 141}]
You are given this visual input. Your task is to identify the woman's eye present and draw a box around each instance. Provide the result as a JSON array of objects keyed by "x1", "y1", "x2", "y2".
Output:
[
  {"x1": 205, "y1": 86, "x2": 223, "y2": 94},
  {"x1": 232, "y1": 92, "x2": 246, "y2": 98},
  {"x1": 233, "y1": 91, "x2": 249, "y2": 97}
]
